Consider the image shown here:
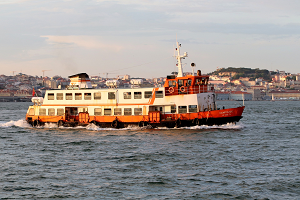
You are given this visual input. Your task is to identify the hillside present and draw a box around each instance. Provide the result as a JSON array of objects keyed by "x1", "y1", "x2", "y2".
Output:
[{"x1": 209, "y1": 67, "x2": 271, "y2": 81}]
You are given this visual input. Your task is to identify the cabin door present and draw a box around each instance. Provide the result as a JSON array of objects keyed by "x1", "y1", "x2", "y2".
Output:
[
  {"x1": 149, "y1": 111, "x2": 160, "y2": 123},
  {"x1": 65, "y1": 107, "x2": 78, "y2": 122},
  {"x1": 79, "y1": 112, "x2": 89, "y2": 124}
]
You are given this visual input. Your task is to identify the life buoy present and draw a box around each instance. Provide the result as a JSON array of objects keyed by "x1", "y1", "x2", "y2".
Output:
[
  {"x1": 168, "y1": 87, "x2": 174, "y2": 94},
  {"x1": 180, "y1": 86, "x2": 186, "y2": 93}
]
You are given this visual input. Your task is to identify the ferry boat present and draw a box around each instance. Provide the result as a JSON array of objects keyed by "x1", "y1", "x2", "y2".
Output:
[{"x1": 25, "y1": 42, "x2": 245, "y2": 128}]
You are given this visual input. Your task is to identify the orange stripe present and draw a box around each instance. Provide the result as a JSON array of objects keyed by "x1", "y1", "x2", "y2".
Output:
[
  {"x1": 148, "y1": 88, "x2": 159, "y2": 105},
  {"x1": 41, "y1": 103, "x2": 154, "y2": 107}
]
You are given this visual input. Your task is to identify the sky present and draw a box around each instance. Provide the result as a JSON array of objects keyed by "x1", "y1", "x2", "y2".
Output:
[{"x1": 1, "y1": 0, "x2": 300, "y2": 78}]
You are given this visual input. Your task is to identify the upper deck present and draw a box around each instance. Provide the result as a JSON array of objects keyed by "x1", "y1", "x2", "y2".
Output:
[{"x1": 163, "y1": 74, "x2": 211, "y2": 96}]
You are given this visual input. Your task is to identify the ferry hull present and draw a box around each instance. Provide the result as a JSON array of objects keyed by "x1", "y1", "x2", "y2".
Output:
[{"x1": 26, "y1": 106, "x2": 244, "y2": 128}]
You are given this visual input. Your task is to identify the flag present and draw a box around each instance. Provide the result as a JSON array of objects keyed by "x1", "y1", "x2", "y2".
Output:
[{"x1": 32, "y1": 88, "x2": 35, "y2": 97}]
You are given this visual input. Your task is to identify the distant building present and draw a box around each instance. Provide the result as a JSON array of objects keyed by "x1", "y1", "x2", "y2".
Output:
[{"x1": 230, "y1": 91, "x2": 252, "y2": 101}]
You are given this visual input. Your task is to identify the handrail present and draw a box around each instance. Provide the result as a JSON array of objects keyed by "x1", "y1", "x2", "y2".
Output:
[{"x1": 165, "y1": 85, "x2": 213, "y2": 96}]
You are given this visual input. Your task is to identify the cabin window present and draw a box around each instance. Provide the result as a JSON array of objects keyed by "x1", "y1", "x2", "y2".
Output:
[
  {"x1": 178, "y1": 80, "x2": 184, "y2": 86},
  {"x1": 196, "y1": 79, "x2": 201, "y2": 85},
  {"x1": 57, "y1": 93, "x2": 63, "y2": 100},
  {"x1": 39, "y1": 108, "x2": 46, "y2": 116},
  {"x1": 188, "y1": 79, "x2": 192, "y2": 86},
  {"x1": 155, "y1": 91, "x2": 163, "y2": 98},
  {"x1": 134, "y1": 92, "x2": 142, "y2": 99},
  {"x1": 134, "y1": 108, "x2": 142, "y2": 115},
  {"x1": 104, "y1": 108, "x2": 111, "y2": 115},
  {"x1": 124, "y1": 108, "x2": 132, "y2": 115},
  {"x1": 94, "y1": 108, "x2": 102, "y2": 115},
  {"x1": 28, "y1": 108, "x2": 34, "y2": 115},
  {"x1": 189, "y1": 105, "x2": 197, "y2": 113},
  {"x1": 94, "y1": 92, "x2": 101, "y2": 100},
  {"x1": 66, "y1": 93, "x2": 72, "y2": 100},
  {"x1": 57, "y1": 108, "x2": 64, "y2": 116},
  {"x1": 108, "y1": 92, "x2": 115, "y2": 100},
  {"x1": 202, "y1": 78, "x2": 206, "y2": 85},
  {"x1": 171, "y1": 105, "x2": 176, "y2": 113},
  {"x1": 178, "y1": 106, "x2": 187, "y2": 114},
  {"x1": 75, "y1": 93, "x2": 82, "y2": 100},
  {"x1": 168, "y1": 80, "x2": 176, "y2": 87},
  {"x1": 48, "y1": 108, "x2": 55, "y2": 116},
  {"x1": 84, "y1": 93, "x2": 91, "y2": 100},
  {"x1": 114, "y1": 108, "x2": 122, "y2": 115},
  {"x1": 144, "y1": 91, "x2": 152, "y2": 98},
  {"x1": 48, "y1": 93, "x2": 54, "y2": 100},
  {"x1": 123, "y1": 92, "x2": 131, "y2": 99},
  {"x1": 78, "y1": 108, "x2": 87, "y2": 113}
]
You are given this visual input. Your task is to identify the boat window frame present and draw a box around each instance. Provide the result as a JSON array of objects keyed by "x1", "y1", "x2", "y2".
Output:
[
  {"x1": 168, "y1": 80, "x2": 177, "y2": 87},
  {"x1": 144, "y1": 91, "x2": 152, "y2": 98},
  {"x1": 123, "y1": 92, "x2": 131, "y2": 99},
  {"x1": 104, "y1": 108, "x2": 111, "y2": 116},
  {"x1": 57, "y1": 108, "x2": 64, "y2": 116},
  {"x1": 94, "y1": 108, "x2": 102, "y2": 116},
  {"x1": 134, "y1": 108, "x2": 142, "y2": 115},
  {"x1": 66, "y1": 93, "x2": 73, "y2": 100},
  {"x1": 178, "y1": 106, "x2": 187, "y2": 114},
  {"x1": 94, "y1": 92, "x2": 101, "y2": 100},
  {"x1": 108, "y1": 92, "x2": 115, "y2": 100},
  {"x1": 114, "y1": 108, "x2": 122, "y2": 115},
  {"x1": 48, "y1": 93, "x2": 54, "y2": 100},
  {"x1": 39, "y1": 108, "x2": 46, "y2": 116},
  {"x1": 75, "y1": 93, "x2": 82, "y2": 100},
  {"x1": 48, "y1": 108, "x2": 55, "y2": 116},
  {"x1": 134, "y1": 92, "x2": 142, "y2": 99},
  {"x1": 171, "y1": 105, "x2": 176, "y2": 113},
  {"x1": 124, "y1": 108, "x2": 132, "y2": 115},
  {"x1": 56, "y1": 93, "x2": 63, "y2": 100},
  {"x1": 28, "y1": 108, "x2": 34, "y2": 115},
  {"x1": 155, "y1": 91, "x2": 163, "y2": 98},
  {"x1": 84, "y1": 93, "x2": 92, "y2": 100},
  {"x1": 188, "y1": 105, "x2": 197, "y2": 113}
]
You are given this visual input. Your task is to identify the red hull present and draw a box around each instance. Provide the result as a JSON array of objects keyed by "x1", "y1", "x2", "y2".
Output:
[{"x1": 26, "y1": 106, "x2": 245, "y2": 128}]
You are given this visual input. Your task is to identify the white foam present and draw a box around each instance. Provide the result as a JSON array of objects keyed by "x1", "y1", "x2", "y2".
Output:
[
  {"x1": 0, "y1": 119, "x2": 32, "y2": 128},
  {"x1": 0, "y1": 120, "x2": 244, "y2": 131},
  {"x1": 184, "y1": 122, "x2": 244, "y2": 130},
  {"x1": 156, "y1": 122, "x2": 244, "y2": 130}
]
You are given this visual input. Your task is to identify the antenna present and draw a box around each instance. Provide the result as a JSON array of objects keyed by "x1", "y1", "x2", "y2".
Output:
[
  {"x1": 42, "y1": 70, "x2": 51, "y2": 77},
  {"x1": 10, "y1": 71, "x2": 16, "y2": 76},
  {"x1": 174, "y1": 41, "x2": 188, "y2": 77}
]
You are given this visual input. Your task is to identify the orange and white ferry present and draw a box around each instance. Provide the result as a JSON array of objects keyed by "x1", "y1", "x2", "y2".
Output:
[{"x1": 25, "y1": 42, "x2": 245, "y2": 128}]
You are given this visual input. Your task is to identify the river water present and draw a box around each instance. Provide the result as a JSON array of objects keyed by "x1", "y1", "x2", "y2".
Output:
[{"x1": 0, "y1": 101, "x2": 299, "y2": 199}]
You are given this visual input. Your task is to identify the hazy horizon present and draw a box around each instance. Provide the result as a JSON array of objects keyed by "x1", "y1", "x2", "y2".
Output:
[{"x1": 1, "y1": 0, "x2": 300, "y2": 78}]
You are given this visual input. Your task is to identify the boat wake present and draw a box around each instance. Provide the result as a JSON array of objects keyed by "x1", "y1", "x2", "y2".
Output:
[
  {"x1": 0, "y1": 119, "x2": 32, "y2": 128},
  {"x1": 0, "y1": 120, "x2": 244, "y2": 130}
]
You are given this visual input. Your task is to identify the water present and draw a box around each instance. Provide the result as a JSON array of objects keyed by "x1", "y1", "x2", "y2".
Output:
[{"x1": 0, "y1": 101, "x2": 299, "y2": 199}]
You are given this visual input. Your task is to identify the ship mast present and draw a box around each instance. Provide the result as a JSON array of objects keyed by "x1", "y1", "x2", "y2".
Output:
[{"x1": 175, "y1": 41, "x2": 188, "y2": 77}]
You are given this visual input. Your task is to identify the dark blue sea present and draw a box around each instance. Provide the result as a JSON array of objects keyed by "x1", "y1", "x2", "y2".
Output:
[{"x1": 0, "y1": 101, "x2": 299, "y2": 199}]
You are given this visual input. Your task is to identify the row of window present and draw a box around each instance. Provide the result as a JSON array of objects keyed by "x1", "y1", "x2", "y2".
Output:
[
  {"x1": 37, "y1": 108, "x2": 143, "y2": 116},
  {"x1": 168, "y1": 78, "x2": 208, "y2": 87},
  {"x1": 178, "y1": 105, "x2": 197, "y2": 113},
  {"x1": 30, "y1": 105, "x2": 198, "y2": 116},
  {"x1": 47, "y1": 91, "x2": 164, "y2": 100},
  {"x1": 95, "y1": 108, "x2": 143, "y2": 116}
]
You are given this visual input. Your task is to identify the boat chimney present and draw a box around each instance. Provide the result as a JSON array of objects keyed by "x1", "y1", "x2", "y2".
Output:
[
  {"x1": 191, "y1": 63, "x2": 196, "y2": 75},
  {"x1": 197, "y1": 70, "x2": 201, "y2": 76}
]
